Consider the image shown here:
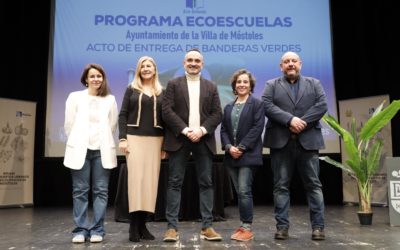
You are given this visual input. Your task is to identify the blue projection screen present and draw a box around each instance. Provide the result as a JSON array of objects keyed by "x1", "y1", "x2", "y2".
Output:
[{"x1": 46, "y1": 0, "x2": 339, "y2": 157}]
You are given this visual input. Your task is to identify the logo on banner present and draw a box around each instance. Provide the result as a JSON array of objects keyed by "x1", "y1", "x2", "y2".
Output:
[
  {"x1": 390, "y1": 170, "x2": 400, "y2": 214},
  {"x1": 186, "y1": 0, "x2": 204, "y2": 9},
  {"x1": 184, "y1": 0, "x2": 206, "y2": 14},
  {"x1": 16, "y1": 111, "x2": 32, "y2": 117}
]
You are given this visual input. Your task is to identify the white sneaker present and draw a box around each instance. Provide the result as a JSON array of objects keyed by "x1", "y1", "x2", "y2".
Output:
[
  {"x1": 72, "y1": 234, "x2": 85, "y2": 243},
  {"x1": 90, "y1": 235, "x2": 103, "y2": 243}
]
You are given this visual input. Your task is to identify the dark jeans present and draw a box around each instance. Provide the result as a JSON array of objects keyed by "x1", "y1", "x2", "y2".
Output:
[
  {"x1": 271, "y1": 139, "x2": 325, "y2": 230},
  {"x1": 227, "y1": 166, "x2": 254, "y2": 224},
  {"x1": 165, "y1": 140, "x2": 214, "y2": 230}
]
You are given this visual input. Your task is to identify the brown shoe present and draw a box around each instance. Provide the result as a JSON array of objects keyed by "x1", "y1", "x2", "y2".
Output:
[
  {"x1": 311, "y1": 228, "x2": 325, "y2": 240},
  {"x1": 274, "y1": 228, "x2": 289, "y2": 240},
  {"x1": 163, "y1": 228, "x2": 179, "y2": 242},
  {"x1": 200, "y1": 227, "x2": 222, "y2": 241}
]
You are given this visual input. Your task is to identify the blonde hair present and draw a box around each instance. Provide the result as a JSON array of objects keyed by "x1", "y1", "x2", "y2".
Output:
[{"x1": 130, "y1": 56, "x2": 163, "y2": 96}]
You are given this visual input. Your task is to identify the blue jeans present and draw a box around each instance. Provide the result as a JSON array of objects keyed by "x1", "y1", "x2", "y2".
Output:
[
  {"x1": 165, "y1": 140, "x2": 214, "y2": 230},
  {"x1": 271, "y1": 139, "x2": 325, "y2": 230},
  {"x1": 71, "y1": 149, "x2": 111, "y2": 237},
  {"x1": 228, "y1": 166, "x2": 254, "y2": 224}
]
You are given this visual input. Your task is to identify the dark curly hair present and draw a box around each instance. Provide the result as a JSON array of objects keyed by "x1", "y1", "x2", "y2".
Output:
[{"x1": 230, "y1": 69, "x2": 256, "y2": 95}]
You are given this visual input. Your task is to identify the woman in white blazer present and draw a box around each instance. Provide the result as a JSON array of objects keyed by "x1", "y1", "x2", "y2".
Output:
[{"x1": 64, "y1": 63, "x2": 118, "y2": 244}]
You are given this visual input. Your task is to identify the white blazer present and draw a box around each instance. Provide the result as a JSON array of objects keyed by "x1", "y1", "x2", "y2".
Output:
[{"x1": 63, "y1": 89, "x2": 118, "y2": 169}]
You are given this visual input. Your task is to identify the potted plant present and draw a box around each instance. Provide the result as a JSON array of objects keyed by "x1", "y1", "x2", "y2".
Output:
[{"x1": 320, "y1": 100, "x2": 400, "y2": 225}]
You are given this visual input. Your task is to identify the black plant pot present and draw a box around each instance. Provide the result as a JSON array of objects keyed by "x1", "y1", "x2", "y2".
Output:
[{"x1": 357, "y1": 212, "x2": 373, "y2": 225}]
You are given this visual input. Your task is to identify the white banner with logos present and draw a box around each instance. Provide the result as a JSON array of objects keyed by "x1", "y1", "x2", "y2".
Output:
[
  {"x1": 0, "y1": 98, "x2": 36, "y2": 206},
  {"x1": 339, "y1": 95, "x2": 392, "y2": 205}
]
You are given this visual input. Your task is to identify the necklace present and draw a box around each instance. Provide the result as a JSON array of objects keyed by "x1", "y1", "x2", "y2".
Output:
[{"x1": 235, "y1": 95, "x2": 248, "y2": 105}]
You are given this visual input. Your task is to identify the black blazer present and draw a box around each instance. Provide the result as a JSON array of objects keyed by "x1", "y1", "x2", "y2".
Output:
[
  {"x1": 118, "y1": 87, "x2": 164, "y2": 140},
  {"x1": 162, "y1": 76, "x2": 222, "y2": 153},
  {"x1": 220, "y1": 95, "x2": 265, "y2": 167}
]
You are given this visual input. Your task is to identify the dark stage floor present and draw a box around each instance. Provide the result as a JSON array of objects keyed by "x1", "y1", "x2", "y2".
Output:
[{"x1": 0, "y1": 205, "x2": 399, "y2": 249}]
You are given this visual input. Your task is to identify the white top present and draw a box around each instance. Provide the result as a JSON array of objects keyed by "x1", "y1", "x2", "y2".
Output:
[
  {"x1": 88, "y1": 96, "x2": 101, "y2": 149},
  {"x1": 186, "y1": 74, "x2": 200, "y2": 128}
]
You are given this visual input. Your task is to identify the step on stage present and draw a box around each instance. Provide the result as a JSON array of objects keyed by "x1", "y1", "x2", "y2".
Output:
[{"x1": 0, "y1": 205, "x2": 399, "y2": 249}]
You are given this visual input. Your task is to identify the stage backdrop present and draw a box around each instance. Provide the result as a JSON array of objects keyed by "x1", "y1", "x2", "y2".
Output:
[
  {"x1": 338, "y1": 95, "x2": 392, "y2": 205},
  {"x1": 0, "y1": 98, "x2": 36, "y2": 206},
  {"x1": 46, "y1": 0, "x2": 339, "y2": 157}
]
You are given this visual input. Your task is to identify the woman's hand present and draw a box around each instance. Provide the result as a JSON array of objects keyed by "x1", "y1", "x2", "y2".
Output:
[
  {"x1": 119, "y1": 140, "x2": 129, "y2": 154},
  {"x1": 229, "y1": 146, "x2": 243, "y2": 159},
  {"x1": 161, "y1": 150, "x2": 168, "y2": 159}
]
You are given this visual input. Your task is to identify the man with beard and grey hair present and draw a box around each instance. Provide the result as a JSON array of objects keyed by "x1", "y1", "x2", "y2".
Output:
[{"x1": 262, "y1": 51, "x2": 327, "y2": 241}]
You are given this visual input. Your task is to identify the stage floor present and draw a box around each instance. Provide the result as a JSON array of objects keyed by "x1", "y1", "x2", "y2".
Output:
[{"x1": 1, "y1": 205, "x2": 399, "y2": 249}]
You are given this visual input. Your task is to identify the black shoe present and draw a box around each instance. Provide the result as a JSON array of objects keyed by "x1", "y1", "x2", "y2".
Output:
[
  {"x1": 274, "y1": 228, "x2": 289, "y2": 240},
  {"x1": 129, "y1": 232, "x2": 140, "y2": 242},
  {"x1": 137, "y1": 211, "x2": 155, "y2": 240},
  {"x1": 129, "y1": 224, "x2": 140, "y2": 243},
  {"x1": 311, "y1": 228, "x2": 325, "y2": 240},
  {"x1": 129, "y1": 213, "x2": 140, "y2": 242},
  {"x1": 140, "y1": 226, "x2": 155, "y2": 240}
]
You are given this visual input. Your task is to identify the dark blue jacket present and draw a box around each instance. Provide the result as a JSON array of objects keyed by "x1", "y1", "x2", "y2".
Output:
[{"x1": 220, "y1": 95, "x2": 265, "y2": 167}]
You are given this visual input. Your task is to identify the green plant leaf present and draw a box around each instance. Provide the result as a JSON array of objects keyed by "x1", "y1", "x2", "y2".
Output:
[
  {"x1": 322, "y1": 114, "x2": 360, "y2": 167},
  {"x1": 366, "y1": 139, "x2": 384, "y2": 179},
  {"x1": 344, "y1": 157, "x2": 367, "y2": 184},
  {"x1": 360, "y1": 100, "x2": 400, "y2": 141},
  {"x1": 350, "y1": 118, "x2": 359, "y2": 145},
  {"x1": 357, "y1": 156, "x2": 368, "y2": 184},
  {"x1": 319, "y1": 156, "x2": 354, "y2": 175},
  {"x1": 371, "y1": 101, "x2": 385, "y2": 115},
  {"x1": 321, "y1": 99, "x2": 400, "y2": 212}
]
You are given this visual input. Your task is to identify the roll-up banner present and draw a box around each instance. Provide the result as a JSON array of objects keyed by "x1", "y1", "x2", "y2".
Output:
[
  {"x1": 338, "y1": 95, "x2": 391, "y2": 205},
  {"x1": 0, "y1": 98, "x2": 36, "y2": 207}
]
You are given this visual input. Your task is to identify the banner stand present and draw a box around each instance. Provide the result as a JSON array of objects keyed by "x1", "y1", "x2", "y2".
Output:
[
  {"x1": 0, "y1": 98, "x2": 36, "y2": 207},
  {"x1": 339, "y1": 95, "x2": 392, "y2": 205}
]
